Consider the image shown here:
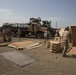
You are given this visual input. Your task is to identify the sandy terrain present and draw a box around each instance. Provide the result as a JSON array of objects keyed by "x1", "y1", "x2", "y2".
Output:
[{"x1": 0, "y1": 37, "x2": 76, "y2": 75}]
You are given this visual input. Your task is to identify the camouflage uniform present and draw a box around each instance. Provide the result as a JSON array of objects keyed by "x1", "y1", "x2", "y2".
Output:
[
  {"x1": 44, "y1": 31, "x2": 48, "y2": 43},
  {"x1": 17, "y1": 28, "x2": 21, "y2": 41},
  {"x1": 55, "y1": 30, "x2": 59, "y2": 37},
  {"x1": 44, "y1": 31, "x2": 50, "y2": 43},
  {"x1": 2, "y1": 28, "x2": 7, "y2": 42},
  {"x1": 6, "y1": 28, "x2": 12, "y2": 42},
  {"x1": 62, "y1": 27, "x2": 70, "y2": 57}
]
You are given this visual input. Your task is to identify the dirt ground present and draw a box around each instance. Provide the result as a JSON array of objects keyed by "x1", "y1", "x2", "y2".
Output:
[{"x1": 0, "y1": 37, "x2": 76, "y2": 75}]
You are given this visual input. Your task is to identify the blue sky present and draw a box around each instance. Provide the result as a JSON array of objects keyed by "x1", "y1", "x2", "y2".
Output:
[{"x1": 0, "y1": 0, "x2": 76, "y2": 28}]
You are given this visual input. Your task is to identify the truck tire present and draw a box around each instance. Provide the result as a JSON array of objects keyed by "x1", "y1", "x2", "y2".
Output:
[
  {"x1": 36, "y1": 32, "x2": 44, "y2": 39},
  {"x1": 11, "y1": 32, "x2": 15, "y2": 37}
]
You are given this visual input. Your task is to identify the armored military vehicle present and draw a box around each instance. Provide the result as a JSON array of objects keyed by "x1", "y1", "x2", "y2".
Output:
[
  {"x1": 0, "y1": 18, "x2": 57, "y2": 38},
  {"x1": 0, "y1": 18, "x2": 49, "y2": 38}
]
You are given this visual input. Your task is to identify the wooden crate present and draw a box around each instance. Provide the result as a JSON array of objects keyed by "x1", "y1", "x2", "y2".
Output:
[{"x1": 50, "y1": 41, "x2": 61, "y2": 52}]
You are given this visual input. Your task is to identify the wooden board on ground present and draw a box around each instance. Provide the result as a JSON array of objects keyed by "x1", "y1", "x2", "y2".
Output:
[
  {"x1": 25, "y1": 44, "x2": 43, "y2": 50},
  {"x1": 8, "y1": 41, "x2": 43, "y2": 50},
  {"x1": 8, "y1": 41, "x2": 34, "y2": 47},
  {"x1": 0, "y1": 43, "x2": 8, "y2": 47},
  {"x1": 0, "y1": 51, "x2": 38, "y2": 67},
  {"x1": 8, "y1": 41, "x2": 35, "y2": 49},
  {"x1": 67, "y1": 47, "x2": 76, "y2": 56},
  {"x1": 18, "y1": 42, "x2": 42, "y2": 50}
]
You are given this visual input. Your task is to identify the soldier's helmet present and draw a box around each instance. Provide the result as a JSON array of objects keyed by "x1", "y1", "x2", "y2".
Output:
[
  {"x1": 44, "y1": 31, "x2": 47, "y2": 33},
  {"x1": 65, "y1": 26, "x2": 69, "y2": 30},
  {"x1": 56, "y1": 30, "x2": 59, "y2": 32}
]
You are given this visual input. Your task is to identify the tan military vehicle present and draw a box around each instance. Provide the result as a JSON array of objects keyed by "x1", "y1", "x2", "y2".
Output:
[{"x1": 0, "y1": 18, "x2": 49, "y2": 39}]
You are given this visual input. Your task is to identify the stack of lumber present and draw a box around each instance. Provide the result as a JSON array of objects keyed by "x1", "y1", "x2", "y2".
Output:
[{"x1": 8, "y1": 41, "x2": 42, "y2": 50}]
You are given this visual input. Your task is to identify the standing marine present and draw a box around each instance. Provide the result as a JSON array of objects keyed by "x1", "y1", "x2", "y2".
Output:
[{"x1": 62, "y1": 26, "x2": 71, "y2": 57}]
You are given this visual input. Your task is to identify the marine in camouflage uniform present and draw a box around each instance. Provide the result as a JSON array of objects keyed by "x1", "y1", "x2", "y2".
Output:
[
  {"x1": 2, "y1": 28, "x2": 7, "y2": 42},
  {"x1": 44, "y1": 31, "x2": 48, "y2": 43},
  {"x1": 6, "y1": 28, "x2": 12, "y2": 42},
  {"x1": 62, "y1": 26, "x2": 71, "y2": 57},
  {"x1": 44, "y1": 30, "x2": 51, "y2": 43},
  {"x1": 55, "y1": 30, "x2": 60, "y2": 37},
  {"x1": 17, "y1": 28, "x2": 21, "y2": 41}
]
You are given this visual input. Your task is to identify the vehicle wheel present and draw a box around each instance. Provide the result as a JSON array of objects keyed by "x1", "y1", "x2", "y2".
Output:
[
  {"x1": 11, "y1": 32, "x2": 15, "y2": 37},
  {"x1": 21, "y1": 33, "x2": 25, "y2": 37},
  {"x1": 37, "y1": 32, "x2": 44, "y2": 39}
]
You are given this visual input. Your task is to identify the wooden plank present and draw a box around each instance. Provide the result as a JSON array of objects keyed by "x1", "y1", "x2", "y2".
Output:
[
  {"x1": 17, "y1": 42, "x2": 42, "y2": 50},
  {"x1": 0, "y1": 43, "x2": 8, "y2": 47},
  {"x1": 67, "y1": 47, "x2": 76, "y2": 55},
  {"x1": 26, "y1": 44, "x2": 43, "y2": 50},
  {"x1": 8, "y1": 44, "x2": 17, "y2": 48},
  {"x1": 23, "y1": 42, "x2": 41, "y2": 49}
]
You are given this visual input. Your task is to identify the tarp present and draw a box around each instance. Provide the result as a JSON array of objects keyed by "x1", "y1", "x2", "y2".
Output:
[{"x1": 1, "y1": 51, "x2": 38, "y2": 67}]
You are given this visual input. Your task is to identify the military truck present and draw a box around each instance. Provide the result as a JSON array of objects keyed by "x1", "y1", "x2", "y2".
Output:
[
  {"x1": 0, "y1": 23, "x2": 30, "y2": 37},
  {"x1": 0, "y1": 18, "x2": 49, "y2": 39},
  {"x1": 29, "y1": 18, "x2": 57, "y2": 37},
  {"x1": 0, "y1": 18, "x2": 57, "y2": 38}
]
